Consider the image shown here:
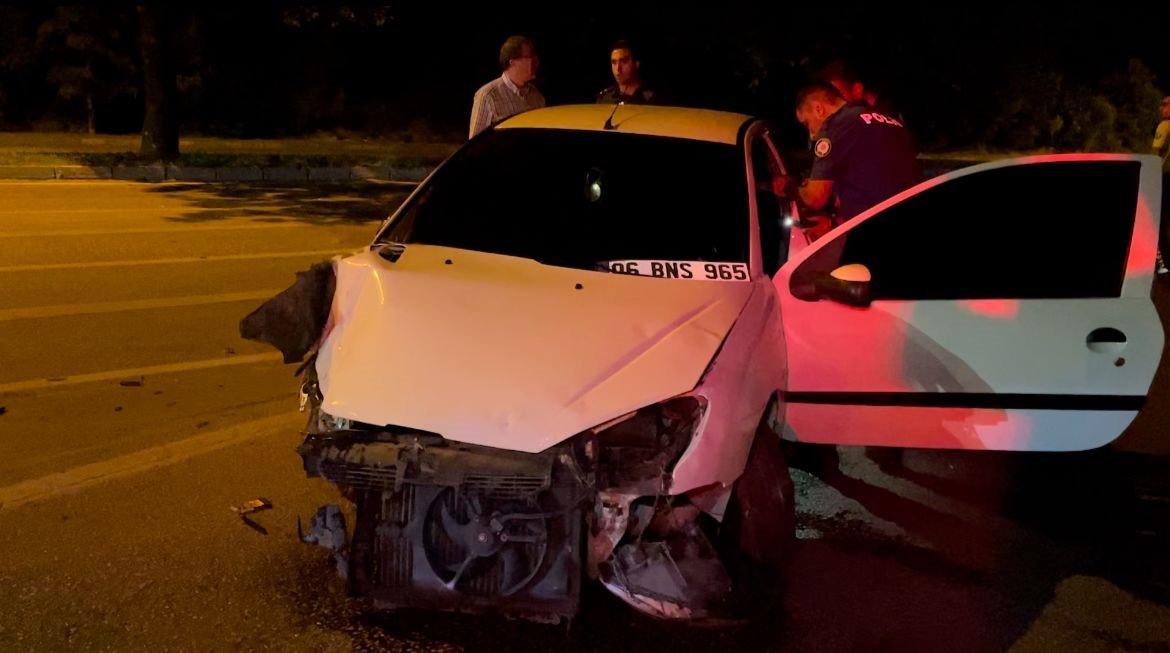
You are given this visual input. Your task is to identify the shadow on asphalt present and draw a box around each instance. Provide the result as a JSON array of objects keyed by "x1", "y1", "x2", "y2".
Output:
[{"x1": 143, "y1": 181, "x2": 416, "y2": 226}]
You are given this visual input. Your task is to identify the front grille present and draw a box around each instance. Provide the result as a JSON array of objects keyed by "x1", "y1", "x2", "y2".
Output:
[
  {"x1": 382, "y1": 484, "x2": 415, "y2": 524},
  {"x1": 375, "y1": 535, "x2": 413, "y2": 588},
  {"x1": 464, "y1": 473, "x2": 548, "y2": 499},
  {"x1": 320, "y1": 460, "x2": 397, "y2": 490}
]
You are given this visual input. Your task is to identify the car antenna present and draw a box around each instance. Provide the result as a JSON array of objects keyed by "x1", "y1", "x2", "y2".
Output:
[{"x1": 603, "y1": 101, "x2": 623, "y2": 130}]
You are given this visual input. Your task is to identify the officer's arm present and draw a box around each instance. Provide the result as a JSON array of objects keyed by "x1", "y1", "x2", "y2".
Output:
[
  {"x1": 797, "y1": 179, "x2": 834, "y2": 212},
  {"x1": 1154, "y1": 122, "x2": 1170, "y2": 156}
]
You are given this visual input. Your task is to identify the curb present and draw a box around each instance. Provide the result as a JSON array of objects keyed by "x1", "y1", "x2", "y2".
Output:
[
  {"x1": 58, "y1": 166, "x2": 113, "y2": 180},
  {"x1": 0, "y1": 163, "x2": 437, "y2": 182},
  {"x1": 0, "y1": 165, "x2": 58, "y2": 179}
]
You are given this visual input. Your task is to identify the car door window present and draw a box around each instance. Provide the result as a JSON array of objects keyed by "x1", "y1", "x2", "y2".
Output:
[
  {"x1": 750, "y1": 133, "x2": 792, "y2": 276},
  {"x1": 790, "y1": 160, "x2": 1140, "y2": 300}
]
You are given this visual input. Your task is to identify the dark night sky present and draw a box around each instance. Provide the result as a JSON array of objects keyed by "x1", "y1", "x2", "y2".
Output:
[
  {"x1": 1, "y1": 2, "x2": 1167, "y2": 148},
  {"x1": 347, "y1": 1, "x2": 1170, "y2": 134},
  {"x1": 341, "y1": 1, "x2": 1170, "y2": 148}
]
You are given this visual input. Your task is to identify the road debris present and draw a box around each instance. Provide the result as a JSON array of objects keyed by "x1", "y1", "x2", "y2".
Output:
[
  {"x1": 231, "y1": 498, "x2": 273, "y2": 516},
  {"x1": 232, "y1": 498, "x2": 273, "y2": 535},
  {"x1": 298, "y1": 504, "x2": 348, "y2": 578},
  {"x1": 119, "y1": 377, "x2": 144, "y2": 387}
]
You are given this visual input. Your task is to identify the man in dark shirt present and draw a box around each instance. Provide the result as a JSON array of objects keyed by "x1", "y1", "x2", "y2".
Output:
[
  {"x1": 596, "y1": 40, "x2": 659, "y2": 105},
  {"x1": 787, "y1": 81, "x2": 922, "y2": 223}
]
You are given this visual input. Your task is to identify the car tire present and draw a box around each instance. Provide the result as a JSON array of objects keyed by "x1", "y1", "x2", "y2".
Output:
[{"x1": 720, "y1": 420, "x2": 797, "y2": 597}]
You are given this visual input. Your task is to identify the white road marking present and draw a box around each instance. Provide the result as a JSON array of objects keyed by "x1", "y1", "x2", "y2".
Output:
[
  {"x1": 0, "y1": 249, "x2": 354, "y2": 273},
  {"x1": 0, "y1": 223, "x2": 312, "y2": 237},
  {"x1": 0, "y1": 412, "x2": 300, "y2": 510},
  {"x1": 0, "y1": 290, "x2": 283, "y2": 321},
  {"x1": 0, "y1": 207, "x2": 201, "y2": 215},
  {"x1": 0, "y1": 353, "x2": 284, "y2": 394}
]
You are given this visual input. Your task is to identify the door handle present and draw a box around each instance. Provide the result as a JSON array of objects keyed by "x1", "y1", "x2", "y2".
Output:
[{"x1": 1086, "y1": 327, "x2": 1127, "y2": 354}]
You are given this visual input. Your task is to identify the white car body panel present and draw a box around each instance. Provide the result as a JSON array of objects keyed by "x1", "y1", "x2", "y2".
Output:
[
  {"x1": 670, "y1": 279, "x2": 786, "y2": 493},
  {"x1": 778, "y1": 298, "x2": 1162, "y2": 397},
  {"x1": 316, "y1": 244, "x2": 753, "y2": 453},
  {"x1": 776, "y1": 153, "x2": 1165, "y2": 451},
  {"x1": 785, "y1": 404, "x2": 1144, "y2": 451}
]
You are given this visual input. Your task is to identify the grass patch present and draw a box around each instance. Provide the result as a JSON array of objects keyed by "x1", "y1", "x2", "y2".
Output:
[
  {"x1": 0, "y1": 151, "x2": 442, "y2": 169},
  {"x1": 0, "y1": 132, "x2": 460, "y2": 168}
]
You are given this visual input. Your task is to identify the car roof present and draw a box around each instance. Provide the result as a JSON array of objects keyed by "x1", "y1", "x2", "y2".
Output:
[{"x1": 496, "y1": 104, "x2": 755, "y2": 145}]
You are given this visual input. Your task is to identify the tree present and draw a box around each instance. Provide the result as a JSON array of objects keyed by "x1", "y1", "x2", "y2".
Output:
[
  {"x1": 278, "y1": 6, "x2": 395, "y2": 134},
  {"x1": 138, "y1": 5, "x2": 178, "y2": 160},
  {"x1": 34, "y1": 6, "x2": 137, "y2": 134},
  {"x1": 1101, "y1": 59, "x2": 1164, "y2": 152},
  {"x1": 0, "y1": 8, "x2": 33, "y2": 126}
]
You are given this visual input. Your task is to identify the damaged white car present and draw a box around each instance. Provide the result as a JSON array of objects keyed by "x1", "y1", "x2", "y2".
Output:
[{"x1": 240, "y1": 104, "x2": 1166, "y2": 623}]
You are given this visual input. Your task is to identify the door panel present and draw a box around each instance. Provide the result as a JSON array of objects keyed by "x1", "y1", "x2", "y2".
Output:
[
  {"x1": 782, "y1": 404, "x2": 1141, "y2": 451},
  {"x1": 775, "y1": 154, "x2": 1165, "y2": 451}
]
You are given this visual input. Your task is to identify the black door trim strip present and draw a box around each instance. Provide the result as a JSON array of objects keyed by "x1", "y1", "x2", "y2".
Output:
[{"x1": 781, "y1": 391, "x2": 1145, "y2": 411}]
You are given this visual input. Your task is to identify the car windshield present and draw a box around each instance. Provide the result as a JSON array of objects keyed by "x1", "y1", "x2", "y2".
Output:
[{"x1": 376, "y1": 128, "x2": 749, "y2": 268}]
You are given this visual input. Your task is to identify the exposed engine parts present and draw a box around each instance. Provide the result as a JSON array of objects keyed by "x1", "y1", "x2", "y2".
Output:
[
  {"x1": 593, "y1": 396, "x2": 705, "y2": 494},
  {"x1": 299, "y1": 428, "x2": 586, "y2": 621},
  {"x1": 589, "y1": 490, "x2": 736, "y2": 620},
  {"x1": 296, "y1": 393, "x2": 757, "y2": 623},
  {"x1": 299, "y1": 504, "x2": 349, "y2": 579},
  {"x1": 600, "y1": 522, "x2": 733, "y2": 621}
]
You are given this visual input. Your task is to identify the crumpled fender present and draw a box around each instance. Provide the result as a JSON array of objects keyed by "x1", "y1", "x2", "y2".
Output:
[{"x1": 239, "y1": 259, "x2": 337, "y2": 364}]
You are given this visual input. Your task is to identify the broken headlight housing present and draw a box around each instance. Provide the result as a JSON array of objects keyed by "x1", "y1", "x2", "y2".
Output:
[{"x1": 585, "y1": 395, "x2": 707, "y2": 493}]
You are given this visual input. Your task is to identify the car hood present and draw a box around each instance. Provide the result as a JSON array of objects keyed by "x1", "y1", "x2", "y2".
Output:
[{"x1": 316, "y1": 245, "x2": 754, "y2": 453}]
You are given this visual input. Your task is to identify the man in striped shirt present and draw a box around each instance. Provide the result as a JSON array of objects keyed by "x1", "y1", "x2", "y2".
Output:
[{"x1": 469, "y1": 35, "x2": 546, "y2": 139}]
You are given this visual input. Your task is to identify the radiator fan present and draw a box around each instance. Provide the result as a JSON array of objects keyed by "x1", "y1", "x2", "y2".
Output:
[{"x1": 422, "y1": 488, "x2": 549, "y2": 596}]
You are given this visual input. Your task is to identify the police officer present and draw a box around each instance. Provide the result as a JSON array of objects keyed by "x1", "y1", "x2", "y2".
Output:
[
  {"x1": 814, "y1": 58, "x2": 904, "y2": 126},
  {"x1": 596, "y1": 40, "x2": 658, "y2": 105},
  {"x1": 782, "y1": 81, "x2": 921, "y2": 224}
]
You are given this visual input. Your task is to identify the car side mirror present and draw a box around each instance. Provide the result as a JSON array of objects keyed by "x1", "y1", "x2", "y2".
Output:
[{"x1": 814, "y1": 264, "x2": 872, "y2": 307}]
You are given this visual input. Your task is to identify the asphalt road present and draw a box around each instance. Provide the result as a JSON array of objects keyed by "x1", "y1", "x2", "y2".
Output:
[{"x1": 1, "y1": 180, "x2": 1168, "y2": 652}]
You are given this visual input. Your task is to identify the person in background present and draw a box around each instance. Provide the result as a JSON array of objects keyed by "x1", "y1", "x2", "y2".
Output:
[
  {"x1": 596, "y1": 40, "x2": 659, "y2": 105},
  {"x1": 1152, "y1": 95, "x2": 1169, "y2": 273},
  {"x1": 469, "y1": 35, "x2": 545, "y2": 139}
]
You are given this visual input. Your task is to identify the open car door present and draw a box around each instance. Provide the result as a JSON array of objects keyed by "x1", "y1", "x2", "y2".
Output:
[{"x1": 774, "y1": 154, "x2": 1165, "y2": 451}]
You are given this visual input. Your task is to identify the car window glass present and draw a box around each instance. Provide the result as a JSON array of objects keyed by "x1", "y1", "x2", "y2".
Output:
[
  {"x1": 790, "y1": 160, "x2": 1140, "y2": 300},
  {"x1": 380, "y1": 128, "x2": 750, "y2": 268},
  {"x1": 751, "y1": 135, "x2": 791, "y2": 276}
]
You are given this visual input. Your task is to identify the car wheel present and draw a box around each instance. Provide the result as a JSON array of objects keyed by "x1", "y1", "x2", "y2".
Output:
[{"x1": 720, "y1": 420, "x2": 797, "y2": 592}]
